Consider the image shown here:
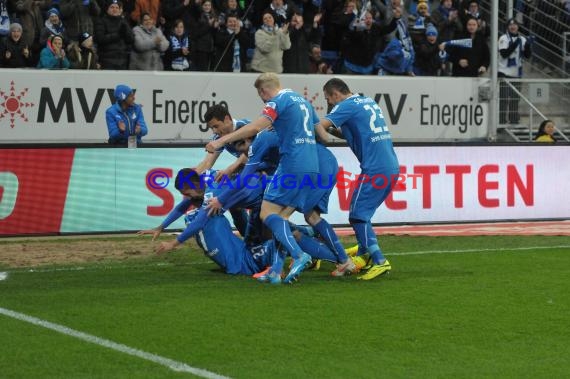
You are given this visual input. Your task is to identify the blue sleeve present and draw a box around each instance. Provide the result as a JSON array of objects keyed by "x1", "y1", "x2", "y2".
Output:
[
  {"x1": 324, "y1": 101, "x2": 349, "y2": 128},
  {"x1": 241, "y1": 137, "x2": 268, "y2": 176},
  {"x1": 176, "y1": 207, "x2": 209, "y2": 243},
  {"x1": 106, "y1": 107, "x2": 123, "y2": 140},
  {"x1": 136, "y1": 105, "x2": 148, "y2": 136},
  {"x1": 161, "y1": 198, "x2": 192, "y2": 229},
  {"x1": 217, "y1": 177, "x2": 258, "y2": 209}
]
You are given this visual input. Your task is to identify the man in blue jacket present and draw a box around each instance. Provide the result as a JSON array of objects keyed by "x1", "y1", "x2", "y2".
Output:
[{"x1": 106, "y1": 84, "x2": 148, "y2": 146}]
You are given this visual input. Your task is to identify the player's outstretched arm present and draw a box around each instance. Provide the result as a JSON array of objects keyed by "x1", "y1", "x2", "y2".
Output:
[
  {"x1": 215, "y1": 154, "x2": 248, "y2": 181},
  {"x1": 205, "y1": 117, "x2": 271, "y2": 152},
  {"x1": 156, "y1": 239, "x2": 181, "y2": 254},
  {"x1": 137, "y1": 226, "x2": 164, "y2": 241},
  {"x1": 315, "y1": 122, "x2": 332, "y2": 144},
  {"x1": 195, "y1": 150, "x2": 221, "y2": 174},
  {"x1": 320, "y1": 118, "x2": 344, "y2": 140}
]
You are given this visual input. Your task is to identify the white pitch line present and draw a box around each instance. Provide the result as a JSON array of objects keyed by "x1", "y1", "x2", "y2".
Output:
[
  {"x1": 0, "y1": 307, "x2": 232, "y2": 379},
  {"x1": 387, "y1": 245, "x2": 570, "y2": 256},
  {"x1": 4, "y1": 260, "x2": 214, "y2": 274}
]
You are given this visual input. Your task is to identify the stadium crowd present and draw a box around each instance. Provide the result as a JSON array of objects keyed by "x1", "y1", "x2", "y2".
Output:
[{"x1": 1, "y1": 0, "x2": 567, "y2": 75}]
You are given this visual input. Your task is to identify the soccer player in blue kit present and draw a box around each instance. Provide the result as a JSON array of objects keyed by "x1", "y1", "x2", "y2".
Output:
[
  {"x1": 138, "y1": 168, "x2": 270, "y2": 275},
  {"x1": 206, "y1": 73, "x2": 352, "y2": 283},
  {"x1": 195, "y1": 104, "x2": 252, "y2": 237},
  {"x1": 139, "y1": 168, "x2": 347, "y2": 276},
  {"x1": 195, "y1": 104, "x2": 251, "y2": 177},
  {"x1": 316, "y1": 78, "x2": 400, "y2": 280}
]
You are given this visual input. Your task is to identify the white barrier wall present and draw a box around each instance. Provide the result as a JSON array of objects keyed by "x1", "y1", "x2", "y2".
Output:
[{"x1": 0, "y1": 70, "x2": 490, "y2": 142}]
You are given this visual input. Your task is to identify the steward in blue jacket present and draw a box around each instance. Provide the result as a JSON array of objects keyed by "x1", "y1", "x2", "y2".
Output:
[{"x1": 106, "y1": 84, "x2": 148, "y2": 145}]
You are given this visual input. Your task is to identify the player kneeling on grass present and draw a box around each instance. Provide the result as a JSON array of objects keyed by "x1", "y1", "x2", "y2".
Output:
[{"x1": 138, "y1": 168, "x2": 272, "y2": 275}]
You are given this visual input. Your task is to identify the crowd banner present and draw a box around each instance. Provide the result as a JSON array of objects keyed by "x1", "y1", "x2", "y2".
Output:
[
  {"x1": 0, "y1": 70, "x2": 489, "y2": 143},
  {"x1": 1, "y1": 145, "x2": 568, "y2": 236}
]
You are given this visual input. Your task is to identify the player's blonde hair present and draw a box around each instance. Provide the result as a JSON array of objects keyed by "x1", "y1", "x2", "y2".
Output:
[{"x1": 254, "y1": 73, "x2": 281, "y2": 90}]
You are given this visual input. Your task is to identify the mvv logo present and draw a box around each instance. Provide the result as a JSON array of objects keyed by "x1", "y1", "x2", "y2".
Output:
[{"x1": 36, "y1": 88, "x2": 115, "y2": 123}]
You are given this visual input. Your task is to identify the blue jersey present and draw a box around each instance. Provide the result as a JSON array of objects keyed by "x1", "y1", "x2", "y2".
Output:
[
  {"x1": 211, "y1": 118, "x2": 250, "y2": 158},
  {"x1": 325, "y1": 94, "x2": 399, "y2": 173},
  {"x1": 261, "y1": 89, "x2": 319, "y2": 173},
  {"x1": 242, "y1": 129, "x2": 280, "y2": 176},
  {"x1": 187, "y1": 211, "x2": 270, "y2": 275}
]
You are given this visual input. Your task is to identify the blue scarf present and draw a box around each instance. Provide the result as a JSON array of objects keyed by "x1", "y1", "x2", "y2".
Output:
[{"x1": 170, "y1": 34, "x2": 189, "y2": 69}]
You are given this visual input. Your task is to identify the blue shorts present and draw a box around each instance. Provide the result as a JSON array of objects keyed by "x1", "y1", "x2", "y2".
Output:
[
  {"x1": 349, "y1": 170, "x2": 399, "y2": 221},
  {"x1": 263, "y1": 167, "x2": 317, "y2": 212},
  {"x1": 301, "y1": 160, "x2": 338, "y2": 214}
]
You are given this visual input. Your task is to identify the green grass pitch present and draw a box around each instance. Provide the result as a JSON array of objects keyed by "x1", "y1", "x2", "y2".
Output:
[{"x1": 1, "y1": 235, "x2": 570, "y2": 378}]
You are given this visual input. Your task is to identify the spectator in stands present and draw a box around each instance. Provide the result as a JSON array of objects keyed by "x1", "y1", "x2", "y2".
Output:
[
  {"x1": 67, "y1": 31, "x2": 100, "y2": 69},
  {"x1": 130, "y1": 0, "x2": 161, "y2": 27},
  {"x1": 498, "y1": 18, "x2": 531, "y2": 125},
  {"x1": 321, "y1": 0, "x2": 355, "y2": 51},
  {"x1": 213, "y1": 13, "x2": 249, "y2": 72},
  {"x1": 37, "y1": 35, "x2": 71, "y2": 69},
  {"x1": 40, "y1": 8, "x2": 68, "y2": 48},
  {"x1": 218, "y1": 0, "x2": 246, "y2": 28},
  {"x1": 190, "y1": 0, "x2": 218, "y2": 71},
  {"x1": 0, "y1": 23, "x2": 33, "y2": 68},
  {"x1": 164, "y1": 19, "x2": 192, "y2": 71},
  {"x1": 431, "y1": 0, "x2": 462, "y2": 42},
  {"x1": 161, "y1": 0, "x2": 199, "y2": 33},
  {"x1": 412, "y1": 22, "x2": 441, "y2": 76},
  {"x1": 534, "y1": 119, "x2": 557, "y2": 143},
  {"x1": 308, "y1": 43, "x2": 334, "y2": 74},
  {"x1": 392, "y1": 4, "x2": 414, "y2": 61},
  {"x1": 375, "y1": 37, "x2": 414, "y2": 75},
  {"x1": 0, "y1": 0, "x2": 9, "y2": 40},
  {"x1": 106, "y1": 84, "x2": 148, "y2": 146},
  {"x1": 267, "y1": 0, "x2": 297, "y2": 27},
  {"x1": 130, "y1": 12, "x2": 169, "y2": 70},
  {"x1": 250, "y1": 10, "x2": 290, "y2": 73},
  {"x1": 95, "y1": 0, "x2": 134, "y2": 70},
  {"x1": 9, "y1": 0, "x2": 46, "y2": 64},
  {"x1": 460, "y1": 0, "x2": 489, "y2": 37},
  {"x1": 442, "y1": 16, "x2": 488, "y2": 77},
  {"x1": 340, "y1": 8, "x2": 397, "y2": 75},
  {"x1": 407, "y1": 0, "x2": 433, "y2": 16},
  {"x1": 283, "y1": 11, "x2": 321, "y2": 73},
  {"x1": 59, "y1": 0, "x2": 101, "y2": 45},
  {"x1": 409, "y1": 0, "x2": 430, "y2": 30}
]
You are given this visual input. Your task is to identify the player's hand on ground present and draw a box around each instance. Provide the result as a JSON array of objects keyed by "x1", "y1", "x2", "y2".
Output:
[
  {"x1": 155, "y1": 240, "x2": 180, "y2": 254},
  {"x1": 206, "y1": 197, "x2": 223, "y2": 216},
  {"x1": 137, "y1": 226, "x2": 163, "y2": 241}
]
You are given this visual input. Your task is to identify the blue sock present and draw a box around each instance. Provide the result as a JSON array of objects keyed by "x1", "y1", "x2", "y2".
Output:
[
  {"x1": 313, "y1": 219, "x2": 349, "y2": 263},
  {"x1": 352, "y1": 220, "x2": 385, "y2": 264},
  {"x1": 270, "y1": 243, "x2": 286, "y2": 275},
  {"x1": 297, "y1": 235, "x2": 338, "y2": 262},
  {"x1": 264, "y1": 214, "x2": 303, "y2": 259}
]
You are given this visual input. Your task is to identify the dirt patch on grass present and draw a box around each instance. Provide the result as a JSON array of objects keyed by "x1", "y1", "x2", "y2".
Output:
[{"x1": 0, "y1": 237, "x2": 164, "y2": 268}]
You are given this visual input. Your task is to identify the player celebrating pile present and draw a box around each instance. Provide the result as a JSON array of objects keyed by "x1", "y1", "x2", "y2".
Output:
[{"x1": 317, "y1": 78, "x2": 400, "y2": 280}]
